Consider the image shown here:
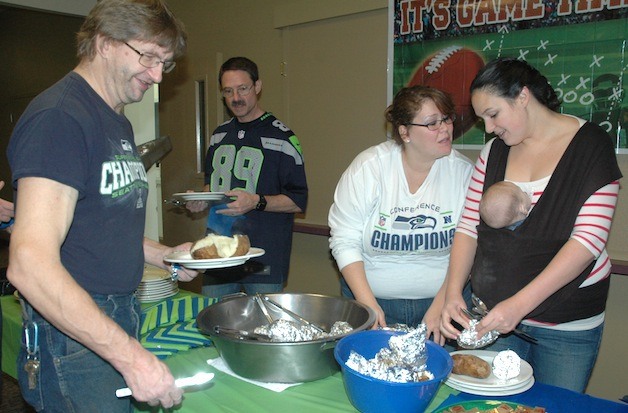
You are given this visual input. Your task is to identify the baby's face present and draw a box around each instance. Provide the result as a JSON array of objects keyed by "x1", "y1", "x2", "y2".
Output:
[{"x1": 516, "y1": 190, "x2": 532, "y2": 219}]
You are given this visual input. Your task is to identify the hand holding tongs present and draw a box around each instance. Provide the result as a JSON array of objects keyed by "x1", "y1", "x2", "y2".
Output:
[
  {"x1": 465, "y1": 295, "x2": 538, "y2": 344},
  {"x1": 115, "y1": 372, "x2": 214, "y2": 398}
]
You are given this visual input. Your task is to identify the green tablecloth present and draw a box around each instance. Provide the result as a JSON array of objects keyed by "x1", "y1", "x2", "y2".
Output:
[
  {"x1": 1, "y1": 294, "x2": 22, "y2": 379},
  {"x1": 0, "y1": 290, "x2": 458, "y2": 413},
  {"x1": 134, "y1": 345, "x2": 456, "y2": 413},
  {"x1": 1, "y1": 290, "x2": 213, "y2": 379},
  {"x1": 4, "y1": 293, "x2": 622, "y2": 412}
]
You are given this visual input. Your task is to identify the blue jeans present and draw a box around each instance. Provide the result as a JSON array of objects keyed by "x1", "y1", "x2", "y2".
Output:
[
  {"x1": 202, "y1": 282, "x2": 283, "y2": 298},
  {"x1": 19, "y1": 294, "x2": 140, "y2": 413},
  {"x1": 340, "y1": 278, "x2": 472, "y2": 327},
  {"x1": 483, "y1": 322, "x2": 604, "y2": 392},
  {"x1": 340, "y1": 278, "x2": 470, "y2": 351},
  {"x1": 341, "y1": 282, "x2": 434, "y2": 327}
]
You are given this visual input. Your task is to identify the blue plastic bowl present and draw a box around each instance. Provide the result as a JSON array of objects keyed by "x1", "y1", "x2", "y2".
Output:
[{"x1": 334, "y1": 330, "x2": 453, "y2": 413}]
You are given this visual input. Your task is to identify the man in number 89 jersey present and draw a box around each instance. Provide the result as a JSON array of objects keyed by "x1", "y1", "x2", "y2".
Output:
[{"x1": 188, "y1": 57, "x2": 308, "y2": 297}]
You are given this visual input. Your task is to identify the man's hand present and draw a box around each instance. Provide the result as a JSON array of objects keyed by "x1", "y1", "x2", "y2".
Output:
[
  {"x1": 184, "y1": 189, "x2": 210, "y2": 213},
  {"x1": 216, "y1": 190, "x2": 258, "y2": 216},
  {"x1": 162, "y1": 242, "x2": 198, "y2": 281},
  {"x1": 144, "y1": 239, "x2": 199, "y2": 281},
  {"x1": 0, "y1": 181, "x2": 15, "y2": 226},
  {"x1": 118, "y1": 339, "x2": 183, "y2": 408}
]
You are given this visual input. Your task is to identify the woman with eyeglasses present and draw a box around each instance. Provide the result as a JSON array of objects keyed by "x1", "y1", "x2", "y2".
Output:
[
  {"x1": 328, "y1": 85, "x2": 473, "y2": 339},
  {"x1": 436, "y1": 57, "x2": 622, "y2": 392}
]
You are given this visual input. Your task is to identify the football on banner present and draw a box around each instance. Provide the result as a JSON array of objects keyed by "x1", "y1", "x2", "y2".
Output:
[{"x1": 409, "y1": 46, "x2": 484, "y2": 138}]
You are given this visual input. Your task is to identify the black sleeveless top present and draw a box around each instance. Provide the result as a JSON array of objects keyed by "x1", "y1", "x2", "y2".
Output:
[{"x1": 470, "y1": 122, "x2": 622, "y2": 323}]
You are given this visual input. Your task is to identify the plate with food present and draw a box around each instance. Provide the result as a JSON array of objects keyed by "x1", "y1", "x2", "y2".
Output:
[
  {"x1": 172, "y1": 192, "x2": 228, "y2": 201},
  {"x1": 433, "y1": 399, "x2": 546, "y2": 412},
  {"x1": 445, "y1": 350, "x2": 534, "y2": 396},
  {"x1": 164, "y1": 234, "x2": 265, "y2": 269}
]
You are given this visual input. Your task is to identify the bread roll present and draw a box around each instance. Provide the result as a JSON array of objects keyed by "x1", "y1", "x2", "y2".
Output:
[
  {"x1": 452, "y1": 354, "x2": 491, "y2": 379},
  {"x1": 190, "y1": 234, "x2": 250, "y2": 259}
]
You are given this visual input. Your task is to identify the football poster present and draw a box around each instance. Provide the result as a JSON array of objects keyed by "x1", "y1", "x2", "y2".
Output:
[{"x1": 392, "y1": 0, "x2": 628, "y2": 151}]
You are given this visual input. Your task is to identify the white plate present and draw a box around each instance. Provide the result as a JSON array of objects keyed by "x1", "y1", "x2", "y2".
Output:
[
  {"x1": 164, "y1": 247, "x2": 265, "y2": 269},
  {"x1": 173, "y1": 192, "x2": 227, "y2": 201},
  {"x1": 446, "y1": 376, "x2": 535, "y2": 396},
  {"x1": 138, "y1": 279, "x2": 175, "y2": 287},
  {"x1": 446, "y1": 350, "x2": 533, "y2": 390},
  {"x1": 137, "y1": 288, "x2": 179, "y2": 302},
  {"x1": 138, "y1": 280, "x2": 175, "y2": 289},
  {"x1": 142, "y1": 271, "x2": 171, "y2": 283},
  {"x1": 137, "y1": 284, "x2": 177, "y2": 294}
]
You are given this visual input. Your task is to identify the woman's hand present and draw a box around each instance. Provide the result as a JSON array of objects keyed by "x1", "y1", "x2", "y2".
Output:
[
  {"x1": 423, "y1": 303, "x2": 445, "y2": 345},
  {"x1": 354, "y1": 293, "x2": 386, "y2": 329},
  {"x1": 371, "y1": 303, "x2": 386, "y2": 329},
  {"x1": 439, "y1": 292, "x2": 469, "y2": 340},
  {"x1": 474, "y1": 298, "x2": 524, "y2": 338},
  {"x1": 339, "y1": 263, "x2": 385, "y2": 329}
]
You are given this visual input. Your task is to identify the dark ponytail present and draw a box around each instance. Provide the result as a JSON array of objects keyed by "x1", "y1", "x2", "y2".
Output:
[{"x1": 470, "y1": 58, "x2": 561, "y2": 112}]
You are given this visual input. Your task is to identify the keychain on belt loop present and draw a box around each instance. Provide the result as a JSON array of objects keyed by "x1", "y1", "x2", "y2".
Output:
[{"x1": 23, "y1": 320, "x2": 40, "y2": 389}]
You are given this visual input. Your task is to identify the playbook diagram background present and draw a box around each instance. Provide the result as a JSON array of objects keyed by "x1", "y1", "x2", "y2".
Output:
[{"x1": 392, "y1": 1, "x2": 628, "y2": 151}]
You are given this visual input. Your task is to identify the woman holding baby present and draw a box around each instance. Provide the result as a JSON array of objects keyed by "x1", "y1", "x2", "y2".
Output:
[{"x1": 431, "y1": 57, "x2": 622, "y2": 392}]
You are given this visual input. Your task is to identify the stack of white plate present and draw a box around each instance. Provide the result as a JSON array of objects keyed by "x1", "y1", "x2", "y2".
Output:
[
  {"x1": 136, "y1": 265, "x2": 178, "y2": 303},
  {"x1": 445, "y1": 350, "x2": 535, "y2": 396}
]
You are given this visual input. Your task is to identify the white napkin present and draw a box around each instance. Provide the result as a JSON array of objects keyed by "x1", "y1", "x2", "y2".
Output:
[{"x1": 206, "y1": 357, "x2": 302, "y2": 392}]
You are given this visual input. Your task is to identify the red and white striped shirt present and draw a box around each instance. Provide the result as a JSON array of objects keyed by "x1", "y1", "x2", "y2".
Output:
[{"x1": 457, "y1": 139, "x2": 620, "y2": 329}]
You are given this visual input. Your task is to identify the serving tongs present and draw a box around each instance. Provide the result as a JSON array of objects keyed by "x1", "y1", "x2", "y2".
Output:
[
  {"x1": 116, "y1": 372, "x2": 214, "y2": 398},
  {"x1": 257, "y1": 293, "x2": 327, "y2": 334},
  {"x1": 255, "y1": 293, "x2": 275, "y2": 324},
  {"x1": 213, "y1": 325, "x2": 271, "y2": 341}
]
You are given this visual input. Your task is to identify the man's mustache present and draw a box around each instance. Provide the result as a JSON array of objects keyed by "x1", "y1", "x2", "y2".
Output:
[{"x1": 230, "y1": 100, "x2": 245, "y2": 107}]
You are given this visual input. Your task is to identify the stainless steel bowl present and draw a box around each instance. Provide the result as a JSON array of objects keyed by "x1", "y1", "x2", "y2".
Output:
[{"x1": 197, "y1": 293, "x2": 377, "y2": 383}]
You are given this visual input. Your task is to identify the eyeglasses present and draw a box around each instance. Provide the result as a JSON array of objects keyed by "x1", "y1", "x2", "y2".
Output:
[
  {"x1": 221, "y1": 84, "x2": 255, "y2": 98},
  {"x1": 408, "y1": 114, "x2": 456, "y2": 131},
  {"x1": 123, "y1": 42, "x2": 176, "y2": 73}
]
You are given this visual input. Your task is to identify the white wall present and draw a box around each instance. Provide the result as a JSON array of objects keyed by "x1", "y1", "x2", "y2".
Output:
[{"x1": 124, "y1": 86, "x2": 164, "y2": 242}]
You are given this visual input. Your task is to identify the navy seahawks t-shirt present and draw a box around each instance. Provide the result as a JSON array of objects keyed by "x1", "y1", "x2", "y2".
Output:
[{"x1": 8, "y1": 72, "x2": 148, "y2": 294}]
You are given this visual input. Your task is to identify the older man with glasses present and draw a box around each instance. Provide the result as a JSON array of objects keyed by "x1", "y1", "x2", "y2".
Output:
[
  {"x1": 187, "y1": 56, "x2": 308, "y2": 298},
  {"x1": 6, "y1": 1, "x2": 200, "y2": 411}
]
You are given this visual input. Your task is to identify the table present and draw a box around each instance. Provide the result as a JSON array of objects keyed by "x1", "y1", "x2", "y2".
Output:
[
  {"x1": 136, "y1": 344, "x2": 628, "y2": 412},
  {"x1": 133, "y1": 345, "x2": 455, "y2": 412},
  {"x1": 1, "y1": 290, "x2": 213, "y2": 379},
  {"x1": 3, "y1": 293, "x2": 627, "y2": 412},
  {"x1": 1, "y1": 293, "x2": 23, "y2": 379}
]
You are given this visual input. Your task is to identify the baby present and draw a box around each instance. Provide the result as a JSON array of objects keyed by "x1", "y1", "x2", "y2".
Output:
[{"x1": 479, "y1": 181, "x2": 531, "y2": 230}]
